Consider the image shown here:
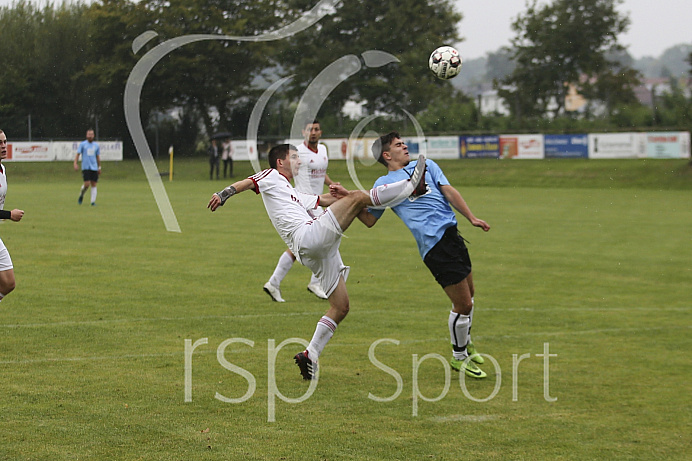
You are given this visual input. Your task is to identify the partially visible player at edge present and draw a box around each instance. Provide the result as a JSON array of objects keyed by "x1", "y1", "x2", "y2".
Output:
[
  {"x1": 208, "y1": 144, "x2": 427, "y2": 380},
  {"x1": 73, "y1": 128, "x2": 101, "y2": 206},
  {"x1": 264, "y1": 120, "x2": 337, "y2": 302},
  {"x1": 358, "y1": 132, "x2": 490, "y2": 379},
  {"x1": 0, "y1": 130, "x2": 25, "y2": 303}
]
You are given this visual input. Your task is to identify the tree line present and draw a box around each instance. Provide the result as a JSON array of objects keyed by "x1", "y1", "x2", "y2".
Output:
[{"x1": 0, "y1": 0, "x2": 689, "y2": 158}]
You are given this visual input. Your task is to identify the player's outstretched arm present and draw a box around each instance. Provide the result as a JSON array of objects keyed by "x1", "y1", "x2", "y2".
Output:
[
  {"x1": 208, "y1": 178, "x2": 254, "y2": 212},
  {"x1": 440, "y1": 185, "x2": 490, "y2": 232}
]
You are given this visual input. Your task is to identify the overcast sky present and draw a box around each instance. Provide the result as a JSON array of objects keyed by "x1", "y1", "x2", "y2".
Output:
[
  {"x1": 455, "y1": 0, "x2": 692, "y2": 60},
  {"x1": 0, "y1": 0, "x2": 689, "y2": 60}
]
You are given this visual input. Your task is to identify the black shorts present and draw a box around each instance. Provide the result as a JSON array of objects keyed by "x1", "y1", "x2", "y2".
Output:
[
  {"x1": 82, "y1": 170, "x2": 99, "y2": 182},
  {"x1": 423, "y1": 226, "x2": 472, "y2": 288}
]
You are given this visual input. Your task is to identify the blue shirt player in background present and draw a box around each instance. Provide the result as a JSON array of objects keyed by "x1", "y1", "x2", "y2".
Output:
[
  {"x1": 358, "y1": 132, "x2": 491, "y2": 379},
  {"x1": 73, "y1": 128, "x2": 101, "y2": 206}
]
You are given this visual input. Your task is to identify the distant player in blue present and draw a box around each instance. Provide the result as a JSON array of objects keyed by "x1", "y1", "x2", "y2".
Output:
[
  {"x1": 358, "y1": 132, "x2": 490, "y2": 378},
  {"x1": 73, "y1": 129, "x2": 101, "y2": 206}
]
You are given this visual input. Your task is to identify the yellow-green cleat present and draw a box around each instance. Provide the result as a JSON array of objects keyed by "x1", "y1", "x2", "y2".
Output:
[
  {"x1": 467, "y1": 341, "x2": 484, "y2": 364},
  {"x1": 450, "y1": 357, "x2": 487, "y2": 379}
]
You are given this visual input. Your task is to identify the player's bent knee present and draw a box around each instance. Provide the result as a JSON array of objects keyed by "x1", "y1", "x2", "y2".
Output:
[
  {"x1": 453, "y1": 301, "x2": 473, "y2": 315},
  {"x1": 0, "y1": 280, "x2": 15, "y2": 295},
  {"x1": 348, "y1": 190, "x2": 370, "y2": 206},
  {"x1": 339, "y1": 303, "x2": 350, "y2": 318}
]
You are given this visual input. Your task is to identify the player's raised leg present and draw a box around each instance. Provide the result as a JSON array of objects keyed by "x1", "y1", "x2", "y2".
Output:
[{"x1": 326, "y1": 155, "x2": 427, "y2": 233}]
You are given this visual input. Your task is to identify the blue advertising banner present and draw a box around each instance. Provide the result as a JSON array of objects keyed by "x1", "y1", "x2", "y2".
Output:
[
  {"x1": 544, "y1": 134, "x2": 588, "y2": 158},
  {"x1": 460, "y1": 135, "x2": 500, "y2": 158}
]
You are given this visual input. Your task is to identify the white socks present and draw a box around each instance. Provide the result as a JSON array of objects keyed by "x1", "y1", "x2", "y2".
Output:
[
  {"x1": 269, "y1": 251, "x2": 295, "y2": 288},
  {"x1": 369, "y1": 178, "x2": 414, "y2": 209},
  {"x1": 449, "y1": 310, "x2": 470, "y2": 360},
  {"x1": 306, "y1": 316, "x2": 337, "y2": 360},
  {"x1": 90, "y1": 187, "x2": 97, "y2": 204},
  {"x1": 468, "y1": 297, "x2": 475, "y2": 342}
]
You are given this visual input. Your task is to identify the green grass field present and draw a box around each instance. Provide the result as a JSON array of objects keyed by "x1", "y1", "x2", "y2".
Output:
[{"x1": 0, "y1": 158, "x2": 690, "y2": 460}]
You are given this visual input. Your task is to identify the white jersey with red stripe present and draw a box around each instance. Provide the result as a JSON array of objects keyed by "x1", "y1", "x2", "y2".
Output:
[
  {"x1": 249, "y1": 168, "x2": 320, "y2": 254},
  {"x1": 294, "y1": 142, "x2": 329, "y2": 195}
]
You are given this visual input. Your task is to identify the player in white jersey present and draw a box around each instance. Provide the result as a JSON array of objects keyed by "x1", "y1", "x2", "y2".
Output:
[
  {"x1": 0, "y1": 130, "x2": 25, "y2": 304},
  {"x1": 208, "y1": 143, "x2": 427, "y2": 380},
  {"x1": 265, "y1": 120, "x2": 335, "y2": 301}
]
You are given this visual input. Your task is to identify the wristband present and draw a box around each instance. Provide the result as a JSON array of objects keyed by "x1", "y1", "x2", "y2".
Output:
[{"x1": 216, "y1": 185, "x2": 237, "y2": 205}]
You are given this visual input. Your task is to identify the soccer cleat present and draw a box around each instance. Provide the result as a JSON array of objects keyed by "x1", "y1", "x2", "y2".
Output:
[
  {"x1": 467, "y1": 341, "x2": 484, "y2": 364},
  {"x1": 307, "y1": 283, "x2": 328, "y2": 300},
  {"x1": 294, "y1": 350, "x2": 318, "y2": 380},
  {"x1": 408, "y1": 154, "x2": 427, "y2": 196},
  {"x1": 78, "y1": 195, "x2": 83, "y2": 205},
  {"x1": 450, "y1": 356, "x2": 487, "y2": 379},
  {"x1": 411, "y1": 158, "x2": 428, "y2": 197},
  {"x1": 91, "y1": 202, "x2": 96, "y2": 206},
  {"x1": 263, "y1": 282, "x2": 285, "y2": 303}
]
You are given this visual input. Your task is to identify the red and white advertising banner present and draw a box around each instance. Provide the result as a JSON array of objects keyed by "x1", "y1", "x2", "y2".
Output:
[
  {"x1": 5, "y1": 142, "x2": 53, "y2": 161},
  {"x1": 321, "y1": 138, "x2": 349, "y2": 160},
  {"x1": 8, "y1": 141, "x2": 123, "y2": 162},
  {"x1": 229, "y1": 140, "x2": 259, "y2": 161},
  {"x1": 645, "y1": 132, "x2": 691, "y2": 159},
  {"x1": 499, "y1": 135, "x2": 545, "y2": 159}
]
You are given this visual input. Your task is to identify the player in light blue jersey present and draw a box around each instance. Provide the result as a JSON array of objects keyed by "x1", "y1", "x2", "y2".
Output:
[
  {"x1": 358, "y1": 132, "x2": 490, "y2": 379},
  {"x1": 73, "y1": 129, "x2": 101, "y2": 206}
]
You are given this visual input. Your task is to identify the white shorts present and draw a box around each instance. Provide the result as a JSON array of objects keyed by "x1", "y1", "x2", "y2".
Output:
[
  {"x1": 0, "y1": 238, "x2": 13, "y2": 271},
  {"x1": 294, "y1": 208, "x2": 350, "y2": 297}
]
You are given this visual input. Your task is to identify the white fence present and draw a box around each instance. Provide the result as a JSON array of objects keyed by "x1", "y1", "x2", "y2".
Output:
[{"x1": 6, "y1": 132, "x2": 688, "y2": 162}]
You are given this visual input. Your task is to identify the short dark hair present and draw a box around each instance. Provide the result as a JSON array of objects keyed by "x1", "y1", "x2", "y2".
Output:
[
  {"x1": 372, "y1": 131, "x2": 401, "y2": 166},
  {"x1": 268, "y1": 143, "x2": 297, "y2": 169},
  {"x1": 304, "y1": 119, "x2": 320, "y2": 129}
]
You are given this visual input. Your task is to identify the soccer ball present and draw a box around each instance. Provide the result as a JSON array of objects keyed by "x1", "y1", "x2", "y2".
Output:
[{"x1": 428, "y1": 46, "x2": 462, "y2": 80}]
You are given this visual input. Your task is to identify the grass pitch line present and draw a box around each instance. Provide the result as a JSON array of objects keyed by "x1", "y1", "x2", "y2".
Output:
[
  {"x1": 1, "y1": 306, "x2": 688, "y2": 329},
  {"x1": 430, "y1": 414, "x2": 500, "y2": 423}
]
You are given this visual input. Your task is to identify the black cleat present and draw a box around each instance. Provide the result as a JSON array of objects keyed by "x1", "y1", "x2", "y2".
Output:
[{"x1": 294, "y1": 350, "x2": 318, "y2": 380}]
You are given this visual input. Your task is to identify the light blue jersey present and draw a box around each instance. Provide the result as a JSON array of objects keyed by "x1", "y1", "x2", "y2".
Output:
[
  {"x1": 369, "y1": 159, "x2": 457, "y2": 259},
  {"x1": 78, "y1": 140, "x2": 100, "y2": 171}
]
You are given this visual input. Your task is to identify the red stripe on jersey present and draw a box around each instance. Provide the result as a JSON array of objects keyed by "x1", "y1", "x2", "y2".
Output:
[
  {"x1": 371, "y1": 188, "x2": 380, "y2": 206},
  {"x1": 250, "y1": 169, "x2": 273, "y2": 194}
]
